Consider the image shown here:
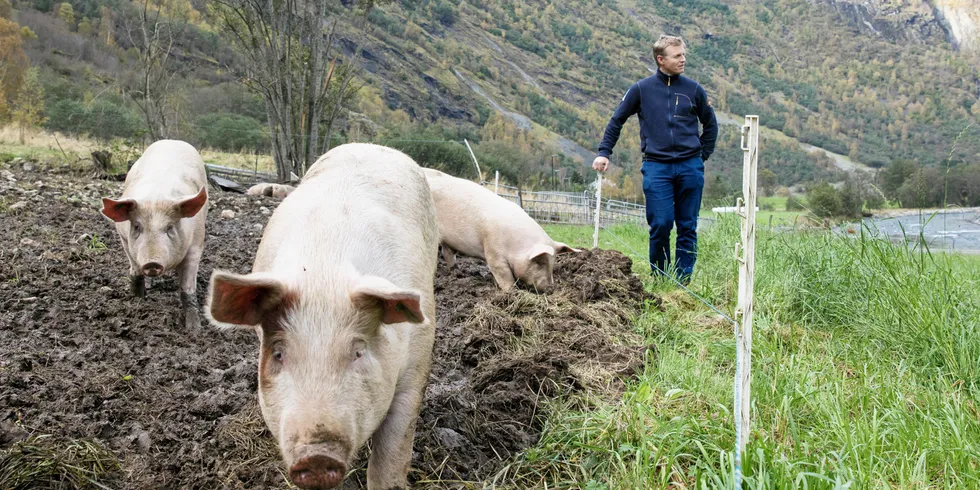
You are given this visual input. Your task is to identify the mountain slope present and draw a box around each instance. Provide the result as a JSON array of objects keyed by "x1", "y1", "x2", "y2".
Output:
[{"x1": 339, "y1": 0, "x2": 979, "y2": 184}]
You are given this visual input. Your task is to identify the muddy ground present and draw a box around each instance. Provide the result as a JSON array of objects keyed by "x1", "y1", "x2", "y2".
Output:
[{"x1": 0, "y1": 160, "x2": 657, "y2": 489}]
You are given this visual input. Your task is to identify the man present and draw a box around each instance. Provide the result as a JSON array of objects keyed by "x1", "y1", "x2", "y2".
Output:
[{"x1": 592, "y1": 34, "x2": 718, "y2": 285}]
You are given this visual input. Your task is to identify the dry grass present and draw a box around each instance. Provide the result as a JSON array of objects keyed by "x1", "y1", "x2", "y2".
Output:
[
  {"x1": 0, "y1": 434, "x2": 121, "y2": 490},
  {"x1": 199, "y1": 148, "x2": 276, "y2": 174},
  {"x1": 0, "y1": 125, "x2": 278, "y2": 174}
]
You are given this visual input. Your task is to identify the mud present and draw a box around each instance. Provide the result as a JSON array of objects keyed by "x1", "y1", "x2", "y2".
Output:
[{"x1": 0, "y1": 159, "x2": 656, "y2": 488}]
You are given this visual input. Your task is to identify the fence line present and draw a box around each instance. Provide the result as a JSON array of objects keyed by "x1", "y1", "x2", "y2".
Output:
[
  {"x1": 482, "y1": 181, "x2": 645, "y2": 226},
  {"x1": 202, "y1": 164, "x2": 647, "y2": 227}
]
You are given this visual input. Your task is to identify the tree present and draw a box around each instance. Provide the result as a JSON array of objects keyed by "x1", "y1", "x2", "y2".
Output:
[
  {"x1": 78, "y1": 16, "x2": 94, "y2": 36},
  {"x1": 11, "y1": 67, "x2": 45, "y2": 143},
  {"x1": 880, "y1": 159, "x2": 916, "y2": 198},
  {"x1": 0, "y1": 0, "x2": 11, "y2": 20},
  {"x1": 57, "y1": 2, "x2": 75, "y2": 29},
  {"x1": 808, "y1": 182, "x2": 842, "y2": 217},
  {"x1": 122, "y1": 0, "x2": 194, "y2": 140},
  {"x1": 98, "y1": 6, "x2": 114, "y2": 46},
  {"x1": 0, "y1": 14, "x2": 27, "y2": 122},
  {"x1": 212, "y1": 0, "x2": 384, "y2": 182},
  {"x1": 759, "y1": 168, "x2": 778, "y2": 197}
]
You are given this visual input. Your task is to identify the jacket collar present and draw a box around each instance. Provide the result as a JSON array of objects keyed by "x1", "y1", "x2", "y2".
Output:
[{"x1": 656, "y1": 68, "x2": 680, "y2": 85}]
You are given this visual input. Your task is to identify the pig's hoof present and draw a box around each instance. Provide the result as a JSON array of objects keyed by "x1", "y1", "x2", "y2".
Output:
[
  {"x1": 180, "y1": 292, "x2": 201, "y2": 328},
  {"x1": 130, "y1": 275, "x2": 146, "y2": 298},
  {"x1": 184, "y1": 308, "x2": 202, "y2": 329}
]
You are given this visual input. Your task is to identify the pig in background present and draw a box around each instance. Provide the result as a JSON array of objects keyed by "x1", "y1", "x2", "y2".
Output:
[
  {"x1": 423, "y1": 168, "x2": 579, "y2": 292},
  {"x1": 205, "y1": 143, "x2": 439, "y2": 490},
  {"x1": 246, "y1": 182, "x2": 295, "y2": 199},
  {"x1": 100, "y1": 139, "x2": 209, "y2": 329}
]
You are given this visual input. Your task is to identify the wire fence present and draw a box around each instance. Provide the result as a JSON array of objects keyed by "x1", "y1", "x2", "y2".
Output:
[{"x1": 483, "y1": 181, "x2": 646, "y2": 226}]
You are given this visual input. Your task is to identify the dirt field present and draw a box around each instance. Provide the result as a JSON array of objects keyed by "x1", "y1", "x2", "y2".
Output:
[{"x1": 0, "y1": 159, "x2": 657, "y2": 489}]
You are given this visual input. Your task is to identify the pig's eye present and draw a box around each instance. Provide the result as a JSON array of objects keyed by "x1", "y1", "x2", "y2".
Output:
[
  {"x1": 166, "y1": 224, "x2": 176, "y2": 235},
  {"x1": 132, "y1": 223, "x2": 142, "y2": 235},
  {"x1": 273, "y1": 349, "x2": 284, "y2": 364},
  {"x1": 352, "y1": 339, "x2": 367, "y2": 362}
]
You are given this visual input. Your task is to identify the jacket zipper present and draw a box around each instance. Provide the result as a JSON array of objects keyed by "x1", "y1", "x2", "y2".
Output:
[{"x1": 667, "y1": 76, "x2": 675, "y2": 157}]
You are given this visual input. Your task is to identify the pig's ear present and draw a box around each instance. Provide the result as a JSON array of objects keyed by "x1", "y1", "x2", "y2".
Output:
[
  {"x1": 177, "y1": 186, "x2": 208, "y2": 218},
  {"x1": 206, "y1": 271, "x2": 291, "y2": 329},
  {"x1": 350, "y1": 276, "x2": 426, "y2": 325},
  {"x1": 101, "y1": 197, "x2": 137, "y2": 222},
  {"x1": 528, "y1": 243, "x2": 556, "y2": 265},
  {"x1": 554, "y1": 242, "x2": 581, "y2": 254}
]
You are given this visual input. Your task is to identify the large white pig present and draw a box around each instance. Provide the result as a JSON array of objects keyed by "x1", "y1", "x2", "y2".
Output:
[
  {"x1": 205, "y1": 143, "x2": 439, "y2": 490},
  {"x1": 101, "y1": 139, "x2": 209, "y2": 329},
  {"x1": 423, "y1": 168, "x2": 578, "y2": 292}
]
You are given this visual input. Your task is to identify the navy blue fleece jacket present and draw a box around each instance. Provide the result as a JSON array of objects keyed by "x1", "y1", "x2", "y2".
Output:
[{"x1": 597, "y1": 69, "x2": 718, "y2": 163}]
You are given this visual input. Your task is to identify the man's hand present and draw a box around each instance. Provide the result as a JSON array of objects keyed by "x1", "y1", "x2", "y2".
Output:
[{"x1": 592, "y1": 156, "x2": 609, "y2": 172}]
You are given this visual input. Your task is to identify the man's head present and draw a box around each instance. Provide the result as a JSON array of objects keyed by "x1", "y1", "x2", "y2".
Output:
[{"x1": 654, "y1": 35, "x2": 686, "y2": 76}]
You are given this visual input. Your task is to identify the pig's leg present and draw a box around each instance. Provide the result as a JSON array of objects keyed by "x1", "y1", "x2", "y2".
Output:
[
  {"x1": 129, "y1": 268, "x2": 145, "y2": 298},
  {"x1": 123, "y1": 242, "x2": 145, "y2": 298},
  {"x1": 367, "y1": 381, "x2": 427, "y2": 488},
  {"x1": 487, "y1": 253, "x2": 516, "y2": 290},
  {"x1": 440, "y1": 244, "x2": 456, "y2": 268},
  {"x1": 177, "y1": 249, "x2": 202, "y2": 328}
]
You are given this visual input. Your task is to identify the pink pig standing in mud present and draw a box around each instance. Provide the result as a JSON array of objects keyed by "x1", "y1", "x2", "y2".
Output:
[
  {"x1": 205, "y1": 143, "x2": 440, "y2": 490},
  {"x1": 100, "y1": 139, "x2": 209, "y2": 329},
  {"x1": 422, "y1": 167, "x2": 579, "y2": 292}
]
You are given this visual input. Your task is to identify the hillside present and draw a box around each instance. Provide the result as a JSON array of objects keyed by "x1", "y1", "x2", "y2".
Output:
[{"x1": 3, "y1": 0, "x2": 978, "y2": 202}]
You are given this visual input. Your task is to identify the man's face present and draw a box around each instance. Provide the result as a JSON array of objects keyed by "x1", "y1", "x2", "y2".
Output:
[{"x1": 658, "y1": 45, "x2": 686, "y2": 76}]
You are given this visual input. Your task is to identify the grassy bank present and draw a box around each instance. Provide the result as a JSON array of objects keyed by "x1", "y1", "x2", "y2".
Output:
[{"x1": 517, "y1": 218, "x2": 980, "y2": 488}]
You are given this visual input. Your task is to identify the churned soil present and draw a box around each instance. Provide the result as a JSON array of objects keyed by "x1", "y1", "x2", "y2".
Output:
[{"x1": 0, "y1": 159, "x2": 657, "y2": 489}]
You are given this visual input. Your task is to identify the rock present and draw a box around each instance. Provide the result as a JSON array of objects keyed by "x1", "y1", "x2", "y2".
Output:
[
  {"x1": 99, "y1": 286, "x2": 112, "y2": 294},
  {"x1": 19, "y1": 238, "x2": 37, "y2": 247},
  {"x1": 252, "y1": 223, "x2": 263, "y2": 232},
  {"x1": 259, "y1": 206, "x2": 270, "y2": 216},
  {"x1": 9, "y1": 201, "x2": 27, "y2": 211},
  {"x1": 433, "y1": 427, "x2": 467, "y2": 449},
  {"x1": 221, "y1": 209, "x2": 236, "y2": 219},
  {"x1": 22, "y1": 162, "x2": 33, "y2": 172}
]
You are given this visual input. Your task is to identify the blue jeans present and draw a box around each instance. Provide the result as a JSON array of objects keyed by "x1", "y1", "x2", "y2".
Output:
[{"x1": 641, "y1": 156, "x2": 705, "y2": 281}]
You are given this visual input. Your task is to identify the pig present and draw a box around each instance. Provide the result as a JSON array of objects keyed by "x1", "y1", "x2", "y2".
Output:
[
  {"x1": 422, "y1": 168, "x2": 579, "y2": 292},
  {"x1": 100, "y1": 139, "x2": 209, "y2": 329},
  {"x1": 204, "y1": 143, "x2": 439, "y2": 490},
  {"x1": 246, "y1": 182, "x2": 295, "y2": 199}
]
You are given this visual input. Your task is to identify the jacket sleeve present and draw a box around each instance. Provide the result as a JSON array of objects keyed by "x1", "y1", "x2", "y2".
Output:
[
  {"x1": 695, "y1": 85, "x2": 718, "y2": 161},
  {"x1": 597, "y1": 84, "x2": 640, "y2": 159}
]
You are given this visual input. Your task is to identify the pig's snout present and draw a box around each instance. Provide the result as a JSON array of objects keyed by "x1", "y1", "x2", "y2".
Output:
[
  {"x1": 289, "y1": 454, "x2": 347, "y2": 489},
  {"x1": 141, "y1": 262, "x2": 164, "y2": 277}
]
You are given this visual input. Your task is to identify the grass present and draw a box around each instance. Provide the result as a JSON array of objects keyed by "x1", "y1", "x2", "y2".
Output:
[
  {"x1": 0, "y1": 125, "x2": 277, "y2": 174},
  {"x1": 508, "y1": 218, "x2": 980, "y2": 488},
  {"x1": 0, "y1": 434, "x2": 121, "y2": 489}
]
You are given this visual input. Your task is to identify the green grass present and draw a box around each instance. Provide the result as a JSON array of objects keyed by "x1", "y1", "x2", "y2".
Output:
[{"x1": 512, "y1": 219, "x2": 980, "y2": 488}]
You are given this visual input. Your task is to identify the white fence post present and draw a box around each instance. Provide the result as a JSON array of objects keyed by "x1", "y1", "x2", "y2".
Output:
[
  {"x1": 733, "y1": 115, "x2": 760, "y2": 489},
  {"x1": 593, "y1": 172, "x2": 603, "y2": 249},
  {"x1": 463, "y1": 139, "x2": 482, "y2": 181},
  {"x1": 494, "y1": 170, "x2": 499, "y2": 195}
]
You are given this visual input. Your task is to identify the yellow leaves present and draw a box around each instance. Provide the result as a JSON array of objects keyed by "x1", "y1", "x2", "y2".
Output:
[{"x1": 0, "y1": 16, "x2": 27, "y2": 112}]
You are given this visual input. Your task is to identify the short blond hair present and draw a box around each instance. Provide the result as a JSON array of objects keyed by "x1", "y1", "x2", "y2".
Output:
[{"x1": 654, "y1": 35, "x2": 686, "y2": 66}]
